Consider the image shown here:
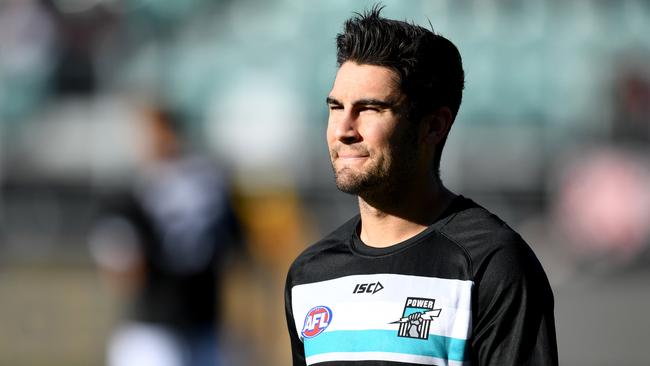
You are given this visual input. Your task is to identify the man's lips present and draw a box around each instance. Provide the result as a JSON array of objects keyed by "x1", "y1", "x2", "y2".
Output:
[
  {"x1": 337, "y1": 154, "x2": 369, "y2": 159},
  {"x1": 336, "y1": 153, "x2": 369, "y2": 162},
  {"x1": 331, "y1": 146, "x2": 370, "y2": 163},
  {"x1": 334, "y1": 147, "x2": 369, "y2": 158}
]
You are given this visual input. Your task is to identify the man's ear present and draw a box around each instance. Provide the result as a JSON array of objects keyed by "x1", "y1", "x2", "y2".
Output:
[{"x1": 420, "y1": 107, "x2": 454, "y2": 145}]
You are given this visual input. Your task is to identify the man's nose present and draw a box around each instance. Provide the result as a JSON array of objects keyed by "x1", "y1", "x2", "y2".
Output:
[{"x1": 334, "y1": 112, "x2": 361, "y2": 143}]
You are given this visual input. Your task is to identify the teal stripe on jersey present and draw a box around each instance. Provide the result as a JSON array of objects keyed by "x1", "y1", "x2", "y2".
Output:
[{"x1": 304, "y1": 329, "x2": 468, "y2": 362}]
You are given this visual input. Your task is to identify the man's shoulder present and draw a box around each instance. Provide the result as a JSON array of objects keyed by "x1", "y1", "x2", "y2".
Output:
[
  {"x1": 441, "y1": 196, "x2": 520, "y2": 239},
  {"x1": 440, "y1": 196, "x2": 549, "y2": 283},
  {"x1": 439, "y1": 197, "x2": 532, "y2": 265}
]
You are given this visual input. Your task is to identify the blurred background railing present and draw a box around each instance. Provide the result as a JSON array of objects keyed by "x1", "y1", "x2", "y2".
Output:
[{"x1": 1, "y1": 1, "x2": 649, "y2": 365}]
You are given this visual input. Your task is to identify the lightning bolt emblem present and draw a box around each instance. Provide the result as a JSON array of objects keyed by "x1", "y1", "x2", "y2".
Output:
[{"x1": 390, "y1": 308, "x2": 442, "y2": 324}]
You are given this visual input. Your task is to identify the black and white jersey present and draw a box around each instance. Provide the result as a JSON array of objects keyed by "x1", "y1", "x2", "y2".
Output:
[{"x1": 285, "y1": 196, "x2": 558, "y2": 366}]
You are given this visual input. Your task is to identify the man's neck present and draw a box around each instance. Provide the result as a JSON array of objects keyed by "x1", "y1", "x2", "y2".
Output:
[{"x1": 357, "y1": 178, "x2": 455, "y2": 248}]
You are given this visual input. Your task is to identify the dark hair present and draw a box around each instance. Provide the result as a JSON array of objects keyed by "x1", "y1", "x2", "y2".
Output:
[{"x1": 336, "y1": 4, "x2": 465, "y2": 174}]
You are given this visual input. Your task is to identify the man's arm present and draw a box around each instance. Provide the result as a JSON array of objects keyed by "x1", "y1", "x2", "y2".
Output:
[
  {"x1": 471, "y1": 236, "x2": 559, "y2": 366},
  {"x1": 285, "y1": 271, "x2": 307, "y2": 366}
]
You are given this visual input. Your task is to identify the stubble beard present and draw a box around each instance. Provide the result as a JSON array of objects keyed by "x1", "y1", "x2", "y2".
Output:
[
  {"x1": 331, "y1": 133, "x2": 418, "y2": 200},
  {"x1": 332, "y1": 154, "x2": 390, "y2": 196}
]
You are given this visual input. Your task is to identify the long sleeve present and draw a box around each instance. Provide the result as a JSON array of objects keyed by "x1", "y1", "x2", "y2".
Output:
[{"x1": 470, "y1": 235, "x2": 558, "y2": 366}]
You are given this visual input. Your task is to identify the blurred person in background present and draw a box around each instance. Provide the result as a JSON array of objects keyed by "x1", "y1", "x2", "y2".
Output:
[
  {"x1": 551, "y1": 59, "x2": 650, "y2": 271},
  {"x1": 553, "y1": 147, "x2": 650, "y2": 268},
  {"x1": 89, "y1": 105, "x2": 242, "y2": 366},
  {"x1": 285, "y1": 6, "x2": 557, "y2": 366}
]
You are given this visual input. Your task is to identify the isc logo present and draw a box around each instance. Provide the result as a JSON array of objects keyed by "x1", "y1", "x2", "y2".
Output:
[
  {"x1": 353, "y1": 281, "x2": 384, "y2": 294},
  {"x1": 301, "y1": 306, "x2": 332, "y2": 338}
]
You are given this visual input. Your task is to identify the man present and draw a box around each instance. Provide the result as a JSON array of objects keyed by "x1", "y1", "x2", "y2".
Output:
[
  {"x1": 285, "y1": 6, "x2": 558, "y2": 366},
  {"x1": 89, "y1": 106, "x2": 242, "y2": 366}
]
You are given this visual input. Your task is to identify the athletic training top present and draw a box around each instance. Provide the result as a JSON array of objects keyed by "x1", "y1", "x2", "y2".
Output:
[{"x1": 285, "y1": 196, "x2": 558, "y2": 366}]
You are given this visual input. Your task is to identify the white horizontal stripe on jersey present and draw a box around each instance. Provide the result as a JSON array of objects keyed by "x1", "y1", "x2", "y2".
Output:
[{"x1": 292, "y1": 273, "x2": 473, "y2": 340}]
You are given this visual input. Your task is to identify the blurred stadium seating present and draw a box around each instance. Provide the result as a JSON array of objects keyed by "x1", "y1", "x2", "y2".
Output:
[{"x1": 1, "y1": 1, "x2": 649, "y2": 365}]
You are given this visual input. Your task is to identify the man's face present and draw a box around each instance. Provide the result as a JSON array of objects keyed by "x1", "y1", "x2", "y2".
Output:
[{"x1": 327, "y1": 62, "x2": 418, "y2": 196}]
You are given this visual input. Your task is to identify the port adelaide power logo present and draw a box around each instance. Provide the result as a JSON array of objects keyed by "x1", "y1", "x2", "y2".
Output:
[
  {"x1": 391, "y1": 297, "x2": 442, "y2": 340},
  {"x1": 301, "y1": 306, "x2": 332, "y2": 339}
]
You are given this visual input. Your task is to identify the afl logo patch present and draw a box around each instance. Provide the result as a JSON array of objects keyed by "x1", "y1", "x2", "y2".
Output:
[{"x1": 301, "y1": 306, "x2": 332, "y2": 338}]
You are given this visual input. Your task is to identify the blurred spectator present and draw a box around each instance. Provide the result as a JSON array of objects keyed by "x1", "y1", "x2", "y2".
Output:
[
  {"x1": 47, "y1": 0, "x2": 121, "y2": 96},
  {"x1": 0, "y1": 0, "x2": 57, "y2": 120},
  {"x1": 612, "y1": 61, "x2": 650, "y2": 143},
  {"x1": 88, "y1": 105, "x2": 242, "y2": 366},
  {"x1": 553, "y1": 147, "x2": 650, "y2": 267}
]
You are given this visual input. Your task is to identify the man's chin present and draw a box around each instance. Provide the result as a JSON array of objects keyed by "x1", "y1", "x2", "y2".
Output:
[
  {"x1": 334, "y1": 173, "x2": 365, "y2": 195},
  {"x1": 335, "y1": 183, "x2": 362, "y2": 195},
  {"x1": 334, "y1": 172, "x2": 379, "y2": 195}
]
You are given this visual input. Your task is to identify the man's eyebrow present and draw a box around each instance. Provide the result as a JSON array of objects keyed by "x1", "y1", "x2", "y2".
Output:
[
  {"x1": 326, "y1": 97, "x2": 396, "y2": 109},
  {"x1": 326, "y1": 96, "x2": 341, "y2": 105},
  {"x1": 352, "y1": 98, "x2": 395, "y2": 108}
]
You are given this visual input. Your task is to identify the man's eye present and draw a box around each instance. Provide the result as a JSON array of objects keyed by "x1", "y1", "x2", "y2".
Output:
[
  {"x1": 360, "y1": 107, "x2": 379, "y2": 113},
  {"x1": 328, "y1": 105, "x2": 343, "y2": 110}
]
